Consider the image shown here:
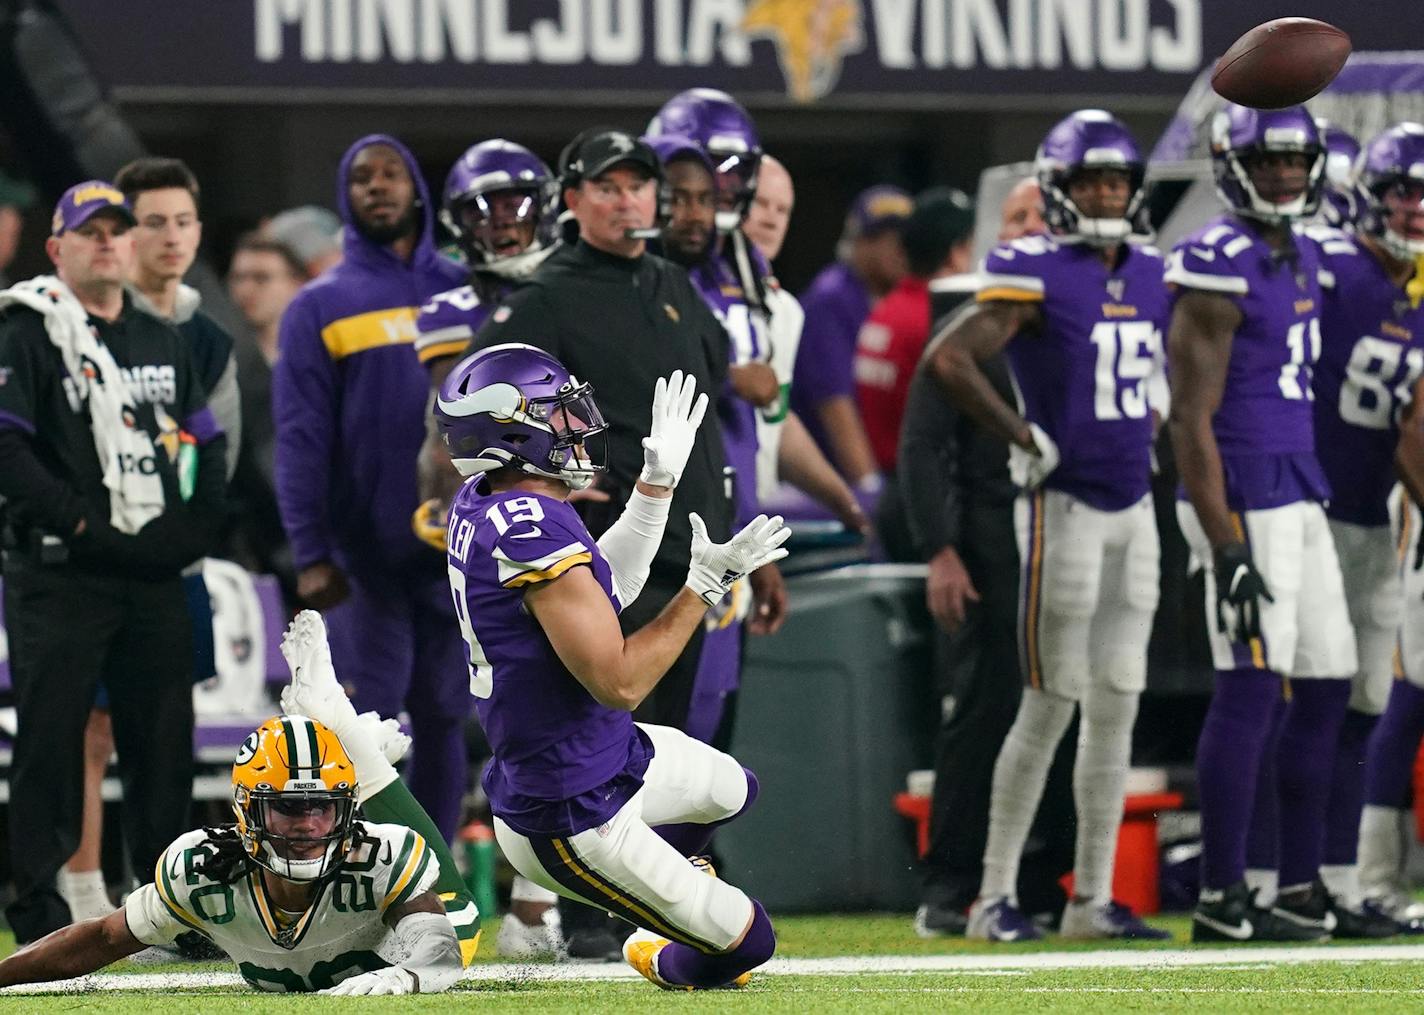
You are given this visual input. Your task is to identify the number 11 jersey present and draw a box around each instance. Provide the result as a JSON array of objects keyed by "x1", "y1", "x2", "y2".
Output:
[
  {"x1": 1165, "y1": 215, "x2": 1330, "y2": 510},
  {"x1": 979, "y1": 234, "x2": 1168, "y2": 511}
]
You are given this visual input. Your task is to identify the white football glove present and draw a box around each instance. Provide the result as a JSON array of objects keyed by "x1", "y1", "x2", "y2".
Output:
[
  {"x1": 1007, "y1": 423, "x2": 1060, "y2": 491},
  {"x1": 686, "y1": 512, "x2": 792, "y2": 607},
  {"x1": 639, "y1": 370, "x2": 709, "y2": 489},
  {"x1": 321, "y1": 966, "x2": 417, "y2": 996}
]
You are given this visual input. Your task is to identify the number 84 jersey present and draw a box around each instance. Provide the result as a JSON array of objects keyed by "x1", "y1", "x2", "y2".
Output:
[
  {"x1": 125, "y1": 823, "x2": 438, "y2": 993},
  {"x1": 1310, "y1": 225, "x2": 1424, "y2": 526},
  {"x1": 980, "y1": 234, "x2": 1168, "y2": 511}
]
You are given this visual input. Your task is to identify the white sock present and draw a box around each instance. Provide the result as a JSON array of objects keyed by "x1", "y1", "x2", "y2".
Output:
[
  {"x1": 57, "y1": 868, "x2": 105, "y2": 896},
  {"x1": 1320, "y1": 864, "x2": 1361, "y2": 912},
  {"x1": 1245, "y1": 867, "x2": 1278, "y2": 907},
  {"x1": 979, "y1": 687, "x2": 1076, "y2": 902},
  {"x1": 510, "y1": 875, "x2": 558, "y2": 906},
  {"x1": 1071, "y1": 685, "x2": 1138, "y2": 905},
  {"x1": 1359, "y1": 804, "x2": 1408, "y2": 901}
]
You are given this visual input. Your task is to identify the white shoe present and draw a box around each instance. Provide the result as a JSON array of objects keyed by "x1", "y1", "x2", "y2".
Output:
[
  {"x1": 495, "y1": 908, "x2": 565, "y2": 959},
  {"x1": 279, "y1": 610, "x2": 358, "y2": 734}
]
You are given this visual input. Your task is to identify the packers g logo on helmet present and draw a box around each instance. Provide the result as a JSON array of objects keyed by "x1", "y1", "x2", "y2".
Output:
[{"x1": 232, "y1": 715, "x2": 360, "y2": 883}]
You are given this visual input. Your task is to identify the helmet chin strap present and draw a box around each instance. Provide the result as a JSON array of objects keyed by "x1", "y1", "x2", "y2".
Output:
[{"x1": 1380, "y1": 226, "x2": 1424, "y2": 263}]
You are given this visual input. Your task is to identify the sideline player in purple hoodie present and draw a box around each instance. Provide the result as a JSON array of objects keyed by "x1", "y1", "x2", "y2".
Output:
[
  {"x1": 273, "y1": 135, "x2": 469, "y2": 842},
  {"x1": 434, "y1": 344, "x2": 788, "y2": 990},
  {"x1": 932, "y1": 110, "x2": 1169, "y2": 943},
  {"x1": 1166, "y1": 105, "x2": 1357, "y2": 943}
]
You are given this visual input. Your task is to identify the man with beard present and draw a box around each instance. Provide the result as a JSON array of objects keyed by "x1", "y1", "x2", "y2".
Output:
[{"x1": 273, "y1": 136, "x2": 471, "y2": 845}]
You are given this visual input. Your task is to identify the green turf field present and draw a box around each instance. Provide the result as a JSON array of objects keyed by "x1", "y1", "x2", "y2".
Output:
[{"x1": 3, "y1": 913, "x2": 1424, "y2": 1011}]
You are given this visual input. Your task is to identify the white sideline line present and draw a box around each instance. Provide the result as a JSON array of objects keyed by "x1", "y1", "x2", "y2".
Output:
[{"x1": 7, "y1": 945, "x2": 1424, "y2": 995}]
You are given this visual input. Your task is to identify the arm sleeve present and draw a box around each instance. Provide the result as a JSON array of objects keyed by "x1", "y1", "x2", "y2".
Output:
[
  {"x1": 415, "y1": 289, "x2": 486, "y2": 365},
  {"x1": 795, "y1": 292, "x2": 857, "y2": 404},
  {"x1": 205, "y1": 352, "x2": 242, "y2": 480},
  {"x1": 392, "y1": 910, "x2": 462, "y2": 995},
  {"x1": 896, "y1": 365, "x2": 963, "y2": 557},
  {"x1": 489, "y1": 499, "x2": 595, "y2": 591},
  {"x1": 272, "y1": 294, "x2": 339, "y2": 571},
  {"x1": 977, "y1": 243, "x2": 1048, "y2": 304},
  {"x1": 1164, "y1": 234, "x2": 1250, "y2": 297},
  {"x1": 0, "y1": 430, "x2": 86, "y2": 535},
  {"x1": 380, "y1": 829, "x2": 441, "y2": 915},
  {"x1": 595, "y1": 488, "x2": 671, "y2": 608}
]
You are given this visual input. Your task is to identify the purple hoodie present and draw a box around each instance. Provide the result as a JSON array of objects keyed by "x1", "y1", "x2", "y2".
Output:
[{"x1": 273, "y1": 134, "x2": 465, "y2": 580}]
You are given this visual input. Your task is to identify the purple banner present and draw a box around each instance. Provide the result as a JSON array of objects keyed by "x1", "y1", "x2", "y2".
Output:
[{"x1": 54, "y1": 2, "x2": 1415, "y2": 107}]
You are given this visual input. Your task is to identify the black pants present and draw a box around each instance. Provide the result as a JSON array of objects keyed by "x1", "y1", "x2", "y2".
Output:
[
  {"x1": 3, "y1": 558, "x2": 194, "y2": 943},
  {"x1": 922, "y1": 507, "x2": 1077, "y2": 915}
]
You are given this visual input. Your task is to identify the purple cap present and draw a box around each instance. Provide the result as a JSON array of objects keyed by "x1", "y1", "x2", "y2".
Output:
[
  {"x1": 845, "y1": 185, "x2": 913, "y2": 239},
  {"x1": 51, "y1": 180, "x2": 136, "y2": 236}
]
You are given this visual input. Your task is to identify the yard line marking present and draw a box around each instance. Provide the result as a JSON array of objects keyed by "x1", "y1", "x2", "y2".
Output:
[{"x1": 7, "y1": 945, "x2": 1424, "y2": 995}]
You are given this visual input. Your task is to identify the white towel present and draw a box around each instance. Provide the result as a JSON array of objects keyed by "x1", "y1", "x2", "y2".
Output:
[{"x1": 0, "y1": 276, "x2": 165, "y2": 534}]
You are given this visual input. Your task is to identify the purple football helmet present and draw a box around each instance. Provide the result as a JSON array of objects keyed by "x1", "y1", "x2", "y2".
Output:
[
  {"x1": 1035, "y1": 110, "x2": 1145, "y2": 246},
  {"x1": 647, "y1": 88, "x2": 761, "y2": 233},
  {"x1": 1210, "y1": 103, "x2": 1325, "y2": 223},
  {"x1": 1357, "y1": 121, "x2": 1424, "y2": 261},
  {"x1": 440, "y1": 140, "x2": 559, "y2": 273},
  {"x1": 434, "y1": 344, "x2": 607, "y2": 489},
  {"x1": 1315, "y1": 118, "x2": 1363, "y2": 228}
]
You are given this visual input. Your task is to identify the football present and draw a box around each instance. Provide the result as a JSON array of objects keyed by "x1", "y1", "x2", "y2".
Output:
[{"x1": 1211, "y1": 18, "x2": 1352, "y2": 109}]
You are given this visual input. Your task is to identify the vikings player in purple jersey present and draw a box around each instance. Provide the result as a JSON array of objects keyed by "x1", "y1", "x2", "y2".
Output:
[
  {"x1": 1304, "y1": 123, "x2": 1424, "y2": 939},
  {"x1": 411, "y1": 142, "x2": 562, "y2": 557},
  {"x1": 931, "y1": 110, "x2": 1169, "y2": 943},
  {"x1": 1167, "y1": 104, "x2": 1358, "y2": 943},
  {"x1": 1315, "y1": 120, "x2": 1363, "y2": 231},
  {"x1": 416, "y1": 141, "x2": 561, "y2": 378},
  {"x1": 1332, "y1": 123, "x2": 1424, "y2": 928},
  {"x1": 434, "y1": 344, "x2": 788, "y2": 990}
]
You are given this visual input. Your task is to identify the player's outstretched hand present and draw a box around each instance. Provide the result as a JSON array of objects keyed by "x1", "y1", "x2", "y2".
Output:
[
  {"x1": 321, "y1": 966, "x2": 417, "y2": 995},
  {"x1": 686, "y1": 512, "x2": 791, "y2": 606},
  {"x1": 1213, "y1": 541, "x2": 1274, "y2": 643},
  {"x1": 640, "y1": 370, "x2": 708, "y2": 490}
]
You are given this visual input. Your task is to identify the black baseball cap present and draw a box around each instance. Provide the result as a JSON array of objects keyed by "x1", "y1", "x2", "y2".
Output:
[{"x1": 559, "y1": 128, "x2": 661, "y2": 187}]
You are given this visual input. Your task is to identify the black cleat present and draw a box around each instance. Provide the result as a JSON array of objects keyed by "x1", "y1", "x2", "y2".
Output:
[
  {"x1": 914, "y1": 901, "x2": 968, "y2": 938},
  {"x1": 1269, "y1": 880, "x2": 1336, "y2": 941},
  {"x1": 565, "y1": 927, "x2": 625, "y2": 962},
  {"x1": 1192, "y1": 881, "x2": 1328, "y2": 943},
  {"x1": 1330, "y1": 898, "x2": 1400, "y2": 939}
]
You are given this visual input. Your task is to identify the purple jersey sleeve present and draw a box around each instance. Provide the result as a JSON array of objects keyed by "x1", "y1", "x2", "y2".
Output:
[
  {"x1": 484, "y1": 494, "x2": 596, "y2": 590},
  {"x1": 1163, "y1": 222, "x2": 1252, "y2": 299},
  {"x1": 978, "y1": 238, "x2": 1051, "y2": 303},
  {"x1": 416, "y1": 285, "x2": 493, "y2": 365}
]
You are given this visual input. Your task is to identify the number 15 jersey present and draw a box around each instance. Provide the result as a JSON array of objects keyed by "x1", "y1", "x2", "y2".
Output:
[{"x1": 979, "y1": 235, "x2": 1168, "y2": 511}]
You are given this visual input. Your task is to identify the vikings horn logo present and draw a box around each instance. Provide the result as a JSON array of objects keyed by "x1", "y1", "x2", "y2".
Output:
[{"x1": 743, "y1": 0, "x2": 863, "y2": 104}]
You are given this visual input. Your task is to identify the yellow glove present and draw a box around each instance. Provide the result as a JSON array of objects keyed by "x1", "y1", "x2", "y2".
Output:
[{"x1": 412, "y1": 498, "x2": 449, "y2": 551}]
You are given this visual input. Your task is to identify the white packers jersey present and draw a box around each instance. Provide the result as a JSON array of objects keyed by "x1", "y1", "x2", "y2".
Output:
[{"x1": 126, "y1": 821, "x2": 439, "y2": 993}]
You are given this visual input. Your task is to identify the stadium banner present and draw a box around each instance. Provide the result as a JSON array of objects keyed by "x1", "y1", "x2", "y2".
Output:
[{"x1": 54, "y1": 1, "x2": 1412, "y2": 108}]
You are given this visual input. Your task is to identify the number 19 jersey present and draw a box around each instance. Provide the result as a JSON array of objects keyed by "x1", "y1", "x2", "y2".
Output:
[
  {"x1": 1310, "y1": 226, "x2": 1424, "y2": 526},
  {"x1": 979, "y1": 235, "x2": 1167, "y2": 510},
  {"x1": 445, "y1": 482, "x2": 651, "y2": 839}
]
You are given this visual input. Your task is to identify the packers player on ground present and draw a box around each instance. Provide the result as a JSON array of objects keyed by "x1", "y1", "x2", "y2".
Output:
[{"x1": 0, "y1": 617, "x2": 471, "y2": 995}]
